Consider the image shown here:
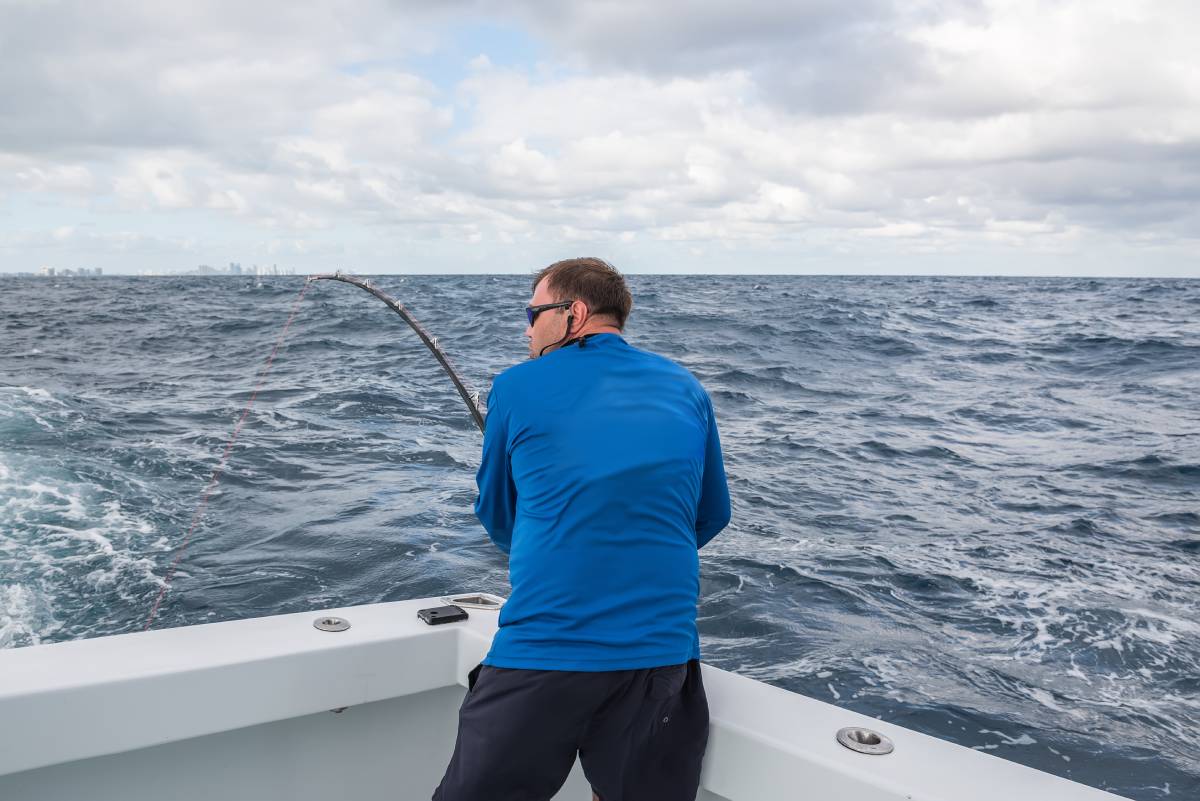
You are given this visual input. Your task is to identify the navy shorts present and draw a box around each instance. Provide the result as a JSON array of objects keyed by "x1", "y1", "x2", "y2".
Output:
[{"x1": 432, "y1": 659, "x2": 709, "y2": 801}]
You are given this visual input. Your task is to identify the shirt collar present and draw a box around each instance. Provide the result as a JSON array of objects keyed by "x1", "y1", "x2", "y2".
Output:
[{"x1": 566, "y1": 332, "x2": 625, "y2": 348}]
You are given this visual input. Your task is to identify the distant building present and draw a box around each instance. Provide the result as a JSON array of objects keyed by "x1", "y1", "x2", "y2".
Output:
[{"x1": 30, "y1": 266, "x2": 105, "y2": 277}]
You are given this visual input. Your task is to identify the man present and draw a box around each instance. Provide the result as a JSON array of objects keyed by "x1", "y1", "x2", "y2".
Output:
[{"x1": 433, "y1": 258, "x2": 731, "y2": 801}]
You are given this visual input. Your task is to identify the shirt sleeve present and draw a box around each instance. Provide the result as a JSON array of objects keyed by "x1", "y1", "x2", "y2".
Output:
[
  {"x1": 474, "y1": 380, "x2": 517, "y2": 554},
  {"x1": 696, "y1": 392, "x2": 731, "y2": 549}
]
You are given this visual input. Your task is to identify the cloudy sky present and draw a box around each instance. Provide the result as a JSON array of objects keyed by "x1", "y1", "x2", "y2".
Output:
[{"x1": 2, "y1": 0, "x2": 1198, "y2": 276}]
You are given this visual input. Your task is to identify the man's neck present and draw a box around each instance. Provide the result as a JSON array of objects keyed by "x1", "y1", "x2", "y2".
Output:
[{"x1": 570, "y1": 323, "x2": 622, "y2": 339}]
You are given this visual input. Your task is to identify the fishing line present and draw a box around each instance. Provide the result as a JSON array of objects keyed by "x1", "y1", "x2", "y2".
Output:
[
  {"x1": 144, "y1": 272, "x2": 483, "y2": 630},
  {"x1": 144, "y1": 279, "x2": 312, "y2": 630}
]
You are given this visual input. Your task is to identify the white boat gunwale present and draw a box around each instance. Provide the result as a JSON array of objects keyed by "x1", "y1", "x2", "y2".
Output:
[{"x1": 0, "y1": 595, "x2": 1126, "y2": 800}]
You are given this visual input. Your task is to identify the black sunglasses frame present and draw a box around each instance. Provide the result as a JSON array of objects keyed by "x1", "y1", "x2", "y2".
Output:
[{"x1": 526, "y1": 300, "x2": 574, "y2": 326}]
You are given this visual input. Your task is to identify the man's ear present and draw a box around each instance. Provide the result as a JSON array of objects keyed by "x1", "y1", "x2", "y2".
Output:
[{"x1": 571, "y1": 299, "x2": 589, "y2": 325}]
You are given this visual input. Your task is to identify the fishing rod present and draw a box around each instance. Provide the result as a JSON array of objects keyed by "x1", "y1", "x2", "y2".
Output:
[{"x1": 305, "y1": 271, "x2": 487, "y2": 433}]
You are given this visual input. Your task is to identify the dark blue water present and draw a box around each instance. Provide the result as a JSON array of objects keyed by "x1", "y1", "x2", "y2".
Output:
[{"x1": 2, "y1": 274, "x2": 1198, "y2": 799}]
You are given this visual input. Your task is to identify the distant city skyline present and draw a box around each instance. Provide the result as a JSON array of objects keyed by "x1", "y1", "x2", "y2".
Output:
[
  {"x1": 2, "y1": 2, "x2": 1198, "y2": 278},
  {"x1": 8, "y1": 263, "x2": 295, "y2": 278}
]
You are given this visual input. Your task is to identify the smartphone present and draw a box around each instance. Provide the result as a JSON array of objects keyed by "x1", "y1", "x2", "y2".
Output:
[{"x1": 417, "y1": 605, "x2": 469, "y2": 626}]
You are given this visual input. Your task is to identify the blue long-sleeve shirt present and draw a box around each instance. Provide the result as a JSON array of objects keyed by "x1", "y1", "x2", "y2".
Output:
[{"x1": 474, "y1": 333, "x2": 731, "y2": 671}]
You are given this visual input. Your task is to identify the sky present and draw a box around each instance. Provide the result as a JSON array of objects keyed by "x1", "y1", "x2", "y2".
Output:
[{"x1": 1, "y1": 0, "x2": 1198, "y2": 276}]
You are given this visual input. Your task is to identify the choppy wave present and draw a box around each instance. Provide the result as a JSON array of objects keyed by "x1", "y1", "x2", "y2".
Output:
[
  {"x1": 2, "y1": 274, "x2": 1199, "y2": 800},
  {"x1": 0, "y1": 389, "x2": 166, "y2": 648}
]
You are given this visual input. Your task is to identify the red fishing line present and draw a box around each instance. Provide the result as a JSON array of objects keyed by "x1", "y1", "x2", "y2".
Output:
[{"x1": 143, "y1": 279, "x2": 313, "y2": 630}]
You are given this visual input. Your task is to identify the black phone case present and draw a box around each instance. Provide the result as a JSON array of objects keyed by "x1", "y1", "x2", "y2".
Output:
[{"x1": 418, "y1": 605, "x2": 469, "y2": 625}]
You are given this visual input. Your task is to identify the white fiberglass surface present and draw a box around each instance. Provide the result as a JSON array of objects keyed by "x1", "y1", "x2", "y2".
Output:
[{"x1": 1, "y1": 684, "x2": 728, "y2": 801}]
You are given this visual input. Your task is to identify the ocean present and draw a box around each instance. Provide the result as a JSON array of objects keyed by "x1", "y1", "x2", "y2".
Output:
[{"x1": 2, "y1": 273, "x2": 1197, "y2": 799}]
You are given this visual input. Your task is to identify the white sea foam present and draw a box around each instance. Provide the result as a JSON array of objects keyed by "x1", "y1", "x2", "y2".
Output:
[
  {"x1": 0, "y1": 584, "x2": 54, "y2": 649},
  {"x1": 0, "y1": 447, "x2": 162, "y2": 648},
  {"x1": 1018, "y1": 686, "x2": 1067, "y2": 714},
  {"x1": 978, "y1": 728, "x2": 1038, "y2": 746},
  {"x1": 38, "y1": 523, "x2": 116, "y2": 554},
  {"x1": 15, "y1": 386, "x2": 60, "y2": 404}
]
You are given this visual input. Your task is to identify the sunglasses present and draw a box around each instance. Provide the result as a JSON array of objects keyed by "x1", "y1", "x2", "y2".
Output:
[{"x1": 525, "y1": 300, "x2": 573, "y2": 326}]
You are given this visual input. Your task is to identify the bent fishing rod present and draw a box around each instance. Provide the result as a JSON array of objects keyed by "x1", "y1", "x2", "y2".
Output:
[{"x1": 305, "y1": 271, "x2": 487, "y2": 433}]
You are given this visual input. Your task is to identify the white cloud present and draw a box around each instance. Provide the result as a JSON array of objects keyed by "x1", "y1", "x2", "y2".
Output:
[
  {"x1": 0, "y1": 0, "x2": 1197, "y2": 274},
  {"x1": 14, "y1": 163, "x2": 95, "y2": 193}
]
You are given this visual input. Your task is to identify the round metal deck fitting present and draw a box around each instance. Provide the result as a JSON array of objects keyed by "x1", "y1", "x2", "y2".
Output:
[
  {"x1": 313, "y1": 616, "x2": 350, "y2": 632},
  {"x1": 836, "y1": 726, "x2": 894, "y2": 755}
]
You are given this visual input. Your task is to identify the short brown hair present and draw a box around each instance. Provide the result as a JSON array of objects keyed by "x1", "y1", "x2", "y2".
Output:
[{"x1": 532, "y1": 257, "x2": 633, "y2": 330}]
